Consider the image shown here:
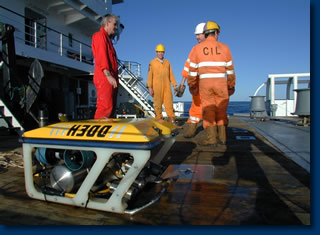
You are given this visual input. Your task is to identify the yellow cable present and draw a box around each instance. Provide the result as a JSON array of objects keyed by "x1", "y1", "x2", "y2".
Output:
[{"x1": 64, "y1": 193, "x2": 75, "y2": 198}]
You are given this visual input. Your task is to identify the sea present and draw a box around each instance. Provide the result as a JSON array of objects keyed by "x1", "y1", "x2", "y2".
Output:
[{"x1": 182, "y1": 101, "x2": 250, "y2": 117}]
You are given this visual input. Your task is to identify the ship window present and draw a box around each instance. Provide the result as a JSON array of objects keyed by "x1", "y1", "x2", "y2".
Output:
[
  {"x1": 68, "y1": 33, "x2": 73, "y2": 47},
  {"x1": 24, "y1": 8, "x2": 47, "y2": 49}
]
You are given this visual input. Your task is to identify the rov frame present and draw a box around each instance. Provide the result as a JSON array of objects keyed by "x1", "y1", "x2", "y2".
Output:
[{"x1": 21, "y1": 118, "x2": 177, "y2": 214}]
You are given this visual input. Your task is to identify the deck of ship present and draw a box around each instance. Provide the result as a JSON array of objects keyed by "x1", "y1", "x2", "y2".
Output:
[{"x1": 0, "y1": 116, "x2": 310, "y2": 225}]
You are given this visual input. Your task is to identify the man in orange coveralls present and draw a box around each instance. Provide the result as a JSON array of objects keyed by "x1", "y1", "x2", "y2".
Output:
[
  {"x1": 91, "y1": 14, "x2": 119, "y2": 119},
  {"x1": 179, "y1": 22, "x2": 206, "y2": 138},
  {"x1": 147, "y1": 44, "x2": 178, "y2": 123},
  {"x1": 188, "y1": 21, "x2": 236, "y2": 146}
]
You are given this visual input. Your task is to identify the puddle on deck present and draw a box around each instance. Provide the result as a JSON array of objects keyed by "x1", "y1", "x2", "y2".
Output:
[
  {"x1": 162, "y1": 164, "x2": 215, "y2": 182},
  {"x1": 126, "y1": 164, "x2": 258, "y2": 225}
]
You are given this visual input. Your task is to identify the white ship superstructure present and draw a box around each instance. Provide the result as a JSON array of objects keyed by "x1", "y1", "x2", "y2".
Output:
[{"x1": 0, "y1": 0, "x2": 161, "y2": 131}]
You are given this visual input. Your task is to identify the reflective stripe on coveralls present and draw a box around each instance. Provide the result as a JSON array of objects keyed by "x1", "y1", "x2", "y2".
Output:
[
  {"x1": 147, "y1": 58, "x2": 177, "y2": 119},
  {"x1": 189, "y1": 116, "x2": 201, "y2": 123},
  {"x1": 181, "y1": 58, "x2": 202, "y2": 124},
  {"x1": 92, "y1": 27, "x2": 119, "y2": 119},
  {"x1": 187, "y1": 37, "x2": 235, "y2": 128}
]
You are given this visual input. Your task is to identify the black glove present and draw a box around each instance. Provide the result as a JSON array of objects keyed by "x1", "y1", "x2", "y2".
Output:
[{"x1": 174, "y1": 85, "x2": 186, "y2": 97}]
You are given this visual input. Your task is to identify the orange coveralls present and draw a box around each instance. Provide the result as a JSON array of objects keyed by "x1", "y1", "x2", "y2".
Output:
[
  {"x1": 187, "y1": 37, "x2": 235, "y2": 129},
  {"x1": 91, "y1": 27, "x2": 119, "y2": 119},
  {"x1": 181, "y1": 59, "x2": 202, "y2": 124},
  {"x1": 147, "y1": 58, "x2": 177, "y2": 119}
]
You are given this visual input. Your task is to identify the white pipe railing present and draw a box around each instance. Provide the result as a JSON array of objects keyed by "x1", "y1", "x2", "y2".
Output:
[
  {"x1": 253, "y1": 73, "x2": 310, "y2": 97},
  {"x1": 252, "y1": 73, "x2": 310, "y2": 117},
  {"x1": 0, "y1": 6, "x2": 94, "y2": 65},
  {"x1": 33, "y1": 21, "x2": 37, "y2": 48}
]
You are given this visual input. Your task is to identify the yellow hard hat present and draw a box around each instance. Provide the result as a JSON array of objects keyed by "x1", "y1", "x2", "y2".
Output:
[
  {"x1": 204, "y1": 21, "x2": 220, "y2": 34},
  {"x1": 155, "y1": 44, "x2": 165, "y2": 52}
]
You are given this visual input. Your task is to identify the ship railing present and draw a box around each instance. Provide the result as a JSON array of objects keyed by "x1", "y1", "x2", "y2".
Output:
[
  {"x1": 117, "y1": 60, "x2": 155, "y2": 117},
  {"x1": 0, "y1": 6, "x2": 93, "y2": 65},
  {"x1": 253, "y1": 73, "x2": 310, "y2": 117},
  {"x1": 118, "y1": 60, "x2": 142, "y2": 78}
]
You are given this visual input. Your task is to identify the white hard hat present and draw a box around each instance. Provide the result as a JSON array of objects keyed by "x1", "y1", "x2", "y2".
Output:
[{"x1": 194, "y1": 22, "x2": 206, "y2": 35}]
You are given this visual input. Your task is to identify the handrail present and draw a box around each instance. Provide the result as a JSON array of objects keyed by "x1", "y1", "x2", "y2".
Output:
[
  {"x1": 253, "y1": 73, "x2": 310, "y2": 96},
  {"x1": 252, "y1": 72, "x2": 310, "y2": 117},
  {"x1": 118, "y1": 60, "x2": 150, "y2": 99},
  {"x1": 0, "y1": 5, "x2": 93, "y2": 65},
  {"x1": 117, "y1": 59, "x2": 155, "y2": 117},
  {"x1": 0, "y1": 6, "x2": 91, "y2": 47}
]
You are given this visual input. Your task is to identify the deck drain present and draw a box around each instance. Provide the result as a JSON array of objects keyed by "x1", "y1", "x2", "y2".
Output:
[
  {"x1": 236, "y1": 136, "x2": 256, "y2": 140},
  {"x1": 232, "y1": 128, "x2": 248, "y2": 133}
]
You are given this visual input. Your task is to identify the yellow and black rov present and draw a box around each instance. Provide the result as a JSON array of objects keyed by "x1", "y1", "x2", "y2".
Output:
[{"x1": 20, "y1": 118, "x2": 178, "y2": 214}]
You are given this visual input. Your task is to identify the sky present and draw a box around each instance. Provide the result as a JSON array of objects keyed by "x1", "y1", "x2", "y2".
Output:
[{"x1": 111, "y1": 0, "x2": 310, "y2": 102}]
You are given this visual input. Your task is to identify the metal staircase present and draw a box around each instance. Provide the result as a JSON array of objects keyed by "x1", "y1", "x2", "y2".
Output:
[
  {"x1": 117, "y1": 60, "x2": 155, "y2": 117},
  {"x1": 0, "y1": 98, "x2": 24, "y2": 133}
]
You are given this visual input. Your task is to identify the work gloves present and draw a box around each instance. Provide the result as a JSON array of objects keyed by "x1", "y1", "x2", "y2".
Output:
[{"x1": 174, "y1": 85, "x2": 186, "y2": 97}]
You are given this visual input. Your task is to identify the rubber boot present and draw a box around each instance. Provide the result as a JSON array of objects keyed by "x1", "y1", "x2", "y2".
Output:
[
  {"x1": 217, "y1": 125, "x2": 227, "y2": 145},
  {"x1": 198, "y1": 126, "x2": 217, "y2": 146},
  {"x1": 168, "y1": 117, "x2": 181, "y2": 128},
  {"x1": 184, "y1": 123, "x2": 197, "y2": 138},
  {"x1": 168, "y1": 117, "x2": 175, "y2": 124}
]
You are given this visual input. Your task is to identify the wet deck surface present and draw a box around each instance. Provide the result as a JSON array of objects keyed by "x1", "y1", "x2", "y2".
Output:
[{"x1": 0, "y1": 116, "x2": 310, "y2": 225}]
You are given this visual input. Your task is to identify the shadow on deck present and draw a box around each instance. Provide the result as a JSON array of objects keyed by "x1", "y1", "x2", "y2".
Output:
[{"x1": 0, "y1": 116, "x2": 310, "y2": 225}]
